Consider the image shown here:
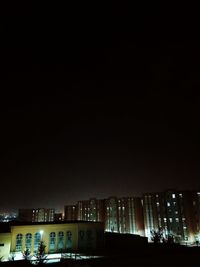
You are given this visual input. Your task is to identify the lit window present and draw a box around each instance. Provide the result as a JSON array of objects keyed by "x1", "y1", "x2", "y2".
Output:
[
  {"x1": 172, "y1": 194, "x2": 176, "y2": 199},
  {"x1": 167, "y1": 202, "x2": 170, "y2": 207},
  {"x1": 175, "y1": 218, "x2": 179, "y2": 222},
  {"x1": 25, "y1": 233, "x2": 32, "y2": 250},
  {"x1": 169, "y1": 218, "x2": 173, "y2": 223},
  {"x1": 58, "y1": 231, "x2": 64, "y2": 251},
  {"x1": 34, "y1": 232, "x2": 41, "y2": 251},
  {"x1": 66, "y1": 231, "x2": 72, "y2": 250},
  {"x1": 49, "y1": 232, "x2": 56, "y2": 252},
  {"x1": 16, "y1": 234, "x2": 23, "y2": 252}
]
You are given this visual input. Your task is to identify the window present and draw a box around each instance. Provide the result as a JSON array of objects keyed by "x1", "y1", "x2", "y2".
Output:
[
  {"x1": 0, "y1": 244, "x2": 4, "y2": 247},
  {"x1": 172, "y1": 194, "x2": 176, "y2": 199},
  {"x1": 49, "y1": 232, "x2": 56, "y2": 252},
  {"x1": 16, "y1": 234, "x2": 23, "y2": 252},
  {"x1": 58, "y1": 231, "x2": 64, "y2": 251},
  {"x1": 86, "y1": 230, "x2": 93, "y2": 248},
  {"x1": 87, "y1": 230, "x2": 93, "y2": 241},
  {"x1": 25, "y1": 233, "x2": 32, "y2": 250},
  {"x1": 34, "y1": 232, "x2": 41, "y2": 251},
  {"x1": 66, "y1": 231, "x2": 72, "y2": 250},
  {"x1": 79, "y1": 230, "x2": 84, "y2": 240},
  {"x1": 167, "y1": 202, "x2": 170, "y2": 207}
]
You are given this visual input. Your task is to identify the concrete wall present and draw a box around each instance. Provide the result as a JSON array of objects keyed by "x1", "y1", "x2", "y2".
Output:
[{"x1": 0, "y1": 233, "x2": 11, "y2": 261}]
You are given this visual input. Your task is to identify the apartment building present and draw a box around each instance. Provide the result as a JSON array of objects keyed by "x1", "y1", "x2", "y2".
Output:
[{"x1": 18, "y1": 208, "x2": 55, "y2": 223}]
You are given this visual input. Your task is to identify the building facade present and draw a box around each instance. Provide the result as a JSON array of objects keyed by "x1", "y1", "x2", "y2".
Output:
[
  {"x1": 105, "y1": 197, "x2": 144, "y2": 235},
  {"x1": 18, "y1": 208, "x2": 55, "y2": 223},
  {"x1": 0, "y1": 221, "x2": 104, "y2": 261},
  {"x1": 192, "y1": 191, "x2": 200, "y2": 241},
  {"x1": 65, "y1": 197, "x2": 144, "y2": 235},
  {"x1": 64, "y1": 190, "x2": 200, "y2": 244},
  {"x1": 77, "y1": 199, "x2": 105, "y2": 222},
  {"x1": 142, "y1": 190, "x2": 199, "y2": 243}
]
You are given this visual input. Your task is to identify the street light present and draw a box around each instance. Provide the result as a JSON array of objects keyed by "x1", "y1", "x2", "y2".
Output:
[{"x1": 40, "y1": 230, "x2": 44, "y2": 241}]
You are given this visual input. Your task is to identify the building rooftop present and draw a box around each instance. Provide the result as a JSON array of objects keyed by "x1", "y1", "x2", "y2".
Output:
[
  {"x1": 2, "y1": 220, "x2": 103, "y2": 227},
  {"x1": 0, "y1": 220, "x2": 104, "y2": 233}
]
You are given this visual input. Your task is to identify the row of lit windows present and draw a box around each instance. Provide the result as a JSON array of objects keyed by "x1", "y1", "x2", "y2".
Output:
[{"x1": 15, "y1": 231, "x2": 73, "y2": 252}]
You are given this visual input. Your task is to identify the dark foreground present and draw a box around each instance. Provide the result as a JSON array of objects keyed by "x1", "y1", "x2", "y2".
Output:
[{"x1": 0, "y1": 244, "x2": 199, "y2": 267}]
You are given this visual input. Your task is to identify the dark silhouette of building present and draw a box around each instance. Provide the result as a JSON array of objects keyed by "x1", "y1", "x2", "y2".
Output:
[{"x1": 18, "y1": 208, "x2": 55, "y2": 222}]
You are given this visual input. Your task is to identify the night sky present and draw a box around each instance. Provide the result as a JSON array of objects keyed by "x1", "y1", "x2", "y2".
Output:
[{"x1": 1, "y1": 3, "x2": 199, "y2": 212}]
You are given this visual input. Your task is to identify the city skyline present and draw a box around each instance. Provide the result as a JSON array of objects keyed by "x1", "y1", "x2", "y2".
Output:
[
  {"x1": 4, "y1": 188, "x2": 200, "y2": 245},
  {"x1": 1, "y1": 187, "x2": 200, "y2": 214}
]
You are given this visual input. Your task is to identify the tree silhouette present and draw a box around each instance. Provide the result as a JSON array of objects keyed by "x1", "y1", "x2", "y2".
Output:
[
  {"x1": 34, "y1": 241, "x2": 47, "y2": 265},
  {"x1": 23, "y1": 248, "x2": 31, "y2": 261},
  {"x1": 166, "y1": 234, "x2": 174, "y2": 244},
  {"x1": 150, "y1": 228, "x2": 163, "y2": 244}
]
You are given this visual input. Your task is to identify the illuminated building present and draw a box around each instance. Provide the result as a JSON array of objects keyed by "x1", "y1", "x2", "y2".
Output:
[
  {"x1": 0, "y1": 213, "x2": 16, "y2": 222},
  {"x1": 77, "y1": 198, "x2": 105, "y2": 222},
  {"x1": 18, "y1": 208, "x2": 55, "y2": 222},
  {"x1": 0, "y1": 221, "x2": 104, "y2": 261},
  {"x1": 105, "y1": 197, "x2": 144, "y2": 235},
  {"x1": 63, "y1": 190, "x2": 200, "y2": 244},
  {"x1": 65, "y1": 197, "x2": 144, "y2": 235},
  {"x1": 105, "y1": 197, "x2": 119, "y2": 232},
  {"x1": 191, "y1": 191, "x2": 200, "y2": 242},
  {"x1": 142, "y1": 190, "x2": 198, "y2": 243}
]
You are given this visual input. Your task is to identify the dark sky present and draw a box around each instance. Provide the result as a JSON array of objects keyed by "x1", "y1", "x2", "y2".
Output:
[{"x1": 1, "y1": 3, "x2": 200, "y2": 212}]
